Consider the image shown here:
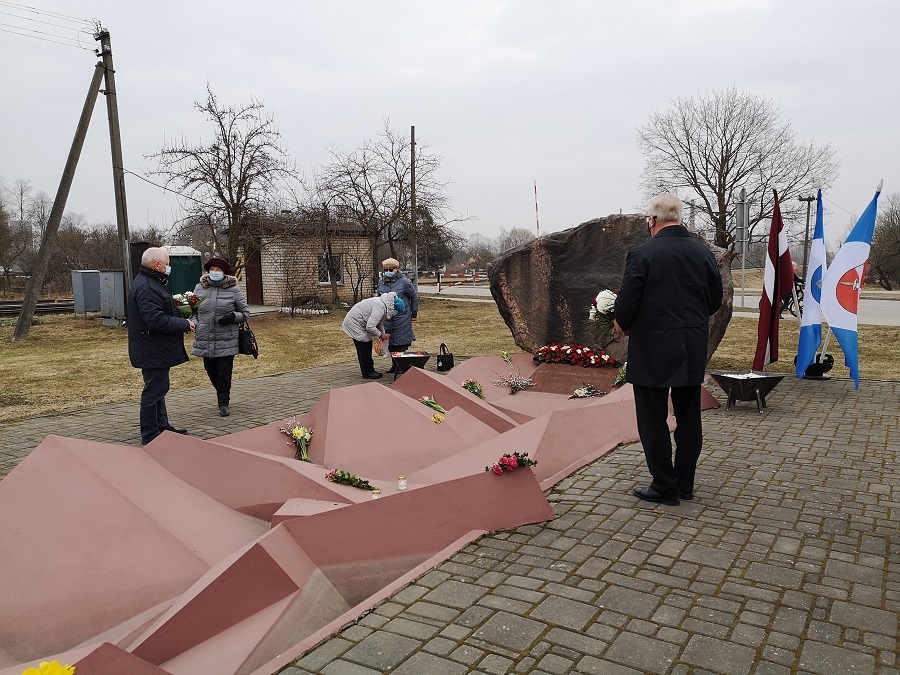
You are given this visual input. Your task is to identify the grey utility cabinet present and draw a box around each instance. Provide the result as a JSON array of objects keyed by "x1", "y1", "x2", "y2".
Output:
[
  {"x1": 71, "y1": 270, "x2": 101, "y2": 314},
  {"x1": 99, "y1": 270, "x2": 126, "y2": 326}
]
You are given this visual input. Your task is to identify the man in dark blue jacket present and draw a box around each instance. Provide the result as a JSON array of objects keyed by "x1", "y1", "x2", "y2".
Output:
[
  {"x1": 614, "y1": 194, "x2": 723, "y2": 506},
  {"x1": 128, "y1": 247, "x2": 196, "y2": 444}
]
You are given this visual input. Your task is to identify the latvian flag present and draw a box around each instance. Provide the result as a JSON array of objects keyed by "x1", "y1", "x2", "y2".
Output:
[{"x1": 753, "y1": 190, "x2": 795, "y2": 371}]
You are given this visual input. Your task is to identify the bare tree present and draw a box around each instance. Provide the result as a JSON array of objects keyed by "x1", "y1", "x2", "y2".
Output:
[
  {"x1": 26, "y1": 191, "x2": 54, "y2": 244},
  {"x1": 869, "y1": 192, "x2": 900, "y2": 290},
  {"x1": 637, "y1": 87, "x2": 839, "y2": 251},
  {"x1": 148, "y1": 85, "x2": 299, "y2": 268},
  {"x1": 460, "y1": 233, "x2": 499, "y2": 271},
  {"x1": 497, "y1": 227, "x2": 536, "y2": 252},
  {"x1": 318, "y1": 121, "x2": 456, "y2": 286}
]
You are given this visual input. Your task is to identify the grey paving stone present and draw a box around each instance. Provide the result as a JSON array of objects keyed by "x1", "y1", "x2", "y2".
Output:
[
  {"x1": 597, "y1": 585, "x2": 660, "y2": 620},
  {"x1": 825, "y1": 558, "x2": 885, "y2": 586},
  {"x1": 341, "y1": 631, "x2": 419, "y2": 671},
  {"x1": 681, "y1": 633, "x2": 756, "y2": 675},
  {"x1": 799, "y1": 640, "x2": 877, "y2": 674},
  {"x1": 382, "y1": 616, "x2": 440, "y2": 640},
  {"x1": 391, "y1": 652, "x2": 470, "y2": 675},
  {"x1": 529, "y1": 595, "x2": 599, "y2": 631},
  {"x1": 479, "y1": 653, "x2": 515, "y2": 674},
  {"x1": 294, "y1": 637, "x2": 354, "y2": 671},
  {"x1": 473, "y1": 611, "x2": 546, "y2": 652},
  {"x1": 320, "y1": 660, "x2": 382, "y2": 675},
  {"x1": 830, "y1": 600, "x2": 898, "y2": 635},
  {"x1": 575, "y1": 655, "x2": 643, "y2": 674},
  {"x1": 604, "y1": 631, "x2": 679, "y2": 674},
  {"x1": 422, "y1": 579, "x2": 487, "y2": 609},
  {"x1": 536, "y1": 653, "x2": 574, "y2": 674}
]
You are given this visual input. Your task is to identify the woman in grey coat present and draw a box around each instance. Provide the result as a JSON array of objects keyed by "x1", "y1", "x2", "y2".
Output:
[
  {"x1": 190, "y1": 256, "x2": 251, "y2": 417},
  {"x1": 376, "y1": 257, "x2": 419, "y2": 373},
  {"x1": 341, "y1": 291, "x2": 404, "y2": 379}
]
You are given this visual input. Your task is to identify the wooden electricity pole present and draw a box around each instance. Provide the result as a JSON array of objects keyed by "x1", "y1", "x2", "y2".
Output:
[
  {"x1": 96, "y1": 29, "x2": 133, "y2": 296},
  {"x1": 13, "y1": 63, "x2": 105, "y2": 341},
  {"x1": 410, "y1": 125, "x2": 417, "y2": 290}
]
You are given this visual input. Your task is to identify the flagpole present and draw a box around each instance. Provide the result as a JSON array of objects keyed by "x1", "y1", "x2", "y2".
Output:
[{"x1": 821, "y1": 328, "x2": 832, "y2": 356}]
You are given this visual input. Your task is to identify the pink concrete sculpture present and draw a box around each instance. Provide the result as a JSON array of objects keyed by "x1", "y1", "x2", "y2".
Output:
[{"x1": 0, "y1": 356, "x2": 710, "y2": 675}]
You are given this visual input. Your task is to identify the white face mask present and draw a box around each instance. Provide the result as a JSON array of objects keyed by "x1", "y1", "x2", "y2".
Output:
[
  {"x1": 208, "y1": 271, "x2": 224, "y2": 282},
  {"x1": 163, "y1": 264, "x2": 171, "y2": 276}
]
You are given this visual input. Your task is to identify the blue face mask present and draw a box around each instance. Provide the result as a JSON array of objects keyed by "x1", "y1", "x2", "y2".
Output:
[
  {"x1": 208, "y1": 271, "x2": 224, "y2": 282},
  {"x1": 383, "y1": 270, "x2": 396, "y2": 279},
  {"x1": 164, "y1": 265, "x2": 171, "y2": 276}
]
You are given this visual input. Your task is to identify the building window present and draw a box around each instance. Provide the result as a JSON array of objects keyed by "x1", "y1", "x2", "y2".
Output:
[{"x1": 318, "y1": 253, "x2": 344, "y2": 285}]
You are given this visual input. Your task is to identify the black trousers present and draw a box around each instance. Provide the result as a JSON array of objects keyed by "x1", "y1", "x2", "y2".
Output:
[
  {"x1": 140, "y1": 367, "x2": 171, "y2": 444},
  {"x1": 632, "y1": 384, "x2": 703, "y2": 498},
  {"x1": 352, "y1": 338, "x2": 377, "y2": 376},
  {"x1": 203, "y1": 355, "x2": 235, "y2": 406}
]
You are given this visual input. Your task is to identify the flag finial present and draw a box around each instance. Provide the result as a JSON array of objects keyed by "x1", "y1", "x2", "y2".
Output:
[{"x1": 876, "y1": 179, "x2": 884, "y2": 193}]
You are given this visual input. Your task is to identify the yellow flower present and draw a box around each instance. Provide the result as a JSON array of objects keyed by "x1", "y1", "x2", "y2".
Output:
[
  {"x1": 292, "y1": 427, "x2": 303, "y2": 439},
  {"x1": 21, "y1": 662, "x2": 75, "y2": 675},
  {"x1": 432, "y1": 413, "x2": 444, "y2": 424}
]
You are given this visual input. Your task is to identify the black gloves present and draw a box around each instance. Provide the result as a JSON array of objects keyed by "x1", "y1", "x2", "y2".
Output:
[
  {"x1": 411, "y1": 311, "x2": 418, "y2": 319},
  {"x1": 218, "y1": 311, "x2": 236, "y2": 325}
]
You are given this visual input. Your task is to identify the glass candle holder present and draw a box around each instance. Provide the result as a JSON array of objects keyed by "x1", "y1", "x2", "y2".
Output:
[
  {"x1": 371, "y1": 488, "x2": 381, "y2": 499},
  {"x1": 397, "y1": 476, "x2": 407, "y2": 491}
]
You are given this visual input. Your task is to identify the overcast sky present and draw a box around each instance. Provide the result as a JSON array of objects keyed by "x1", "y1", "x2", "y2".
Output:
[{"x1": 1, "y1": 0, "x2": 897, "y2": 246}]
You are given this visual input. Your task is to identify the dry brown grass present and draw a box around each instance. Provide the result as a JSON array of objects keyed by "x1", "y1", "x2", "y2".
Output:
[
  {"x1": 0, "y1": 298, "x2": 517, "y2": 423},
  {"x1": 1, "y1": 298, "x2": 896, "y2": 423},
  {"x1": 708, "y1": 316, "x2": 900, "y2": 382}
]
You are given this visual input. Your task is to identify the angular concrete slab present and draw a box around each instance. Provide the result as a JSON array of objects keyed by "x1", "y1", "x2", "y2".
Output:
[{"x1": 0, "y1": 435, "x2": 267, "y2": 663}]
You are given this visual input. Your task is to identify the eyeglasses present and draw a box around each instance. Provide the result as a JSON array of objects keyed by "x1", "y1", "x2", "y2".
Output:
[{"x1": 646, "y1": 215, "x2": 657, "y2": 225}]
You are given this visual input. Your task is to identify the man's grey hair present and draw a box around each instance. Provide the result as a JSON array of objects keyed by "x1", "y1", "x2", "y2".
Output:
[
  {"x1": 141, "y1": 247, "x2": 168, "y2": 265},
  {"x1": 648, "y1": 194, "x2": 683, "y2": 224}
]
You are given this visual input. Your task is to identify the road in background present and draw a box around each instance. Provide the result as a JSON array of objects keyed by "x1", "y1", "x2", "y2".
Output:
[{"x1": 420, "y1": 283, "x2": 899, "y2": 326}]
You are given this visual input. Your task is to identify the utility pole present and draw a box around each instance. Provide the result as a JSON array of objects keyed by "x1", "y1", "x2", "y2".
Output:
[
  {"x1": 96, "y1": 28, "x2": 133, "y2": 297},
  {"x1": 798, "y1": 194, "x2": 816, "y2": 279},
  {"x1": 410, "y1": 125, "x2": 417, "y2": 291},
  {"x1": 13, "y1": 63, "x2": 105, "y2": 341}
]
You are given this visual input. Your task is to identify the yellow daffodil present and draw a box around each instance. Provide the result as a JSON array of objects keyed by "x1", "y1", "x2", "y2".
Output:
[
  {"x1": 21, "y1": 662, "x2": 75, "y2": 675},
  {"x1": 432, "y1": 413, "x2": 444, "y2": 424}
]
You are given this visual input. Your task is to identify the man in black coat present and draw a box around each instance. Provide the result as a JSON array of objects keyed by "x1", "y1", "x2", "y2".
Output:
[
  {"x1": 614, "y1": 194, "x2": 723, "y2": 506},
  {"x1": 128, "y1": 247, "x2": 196, "y2": 444}
]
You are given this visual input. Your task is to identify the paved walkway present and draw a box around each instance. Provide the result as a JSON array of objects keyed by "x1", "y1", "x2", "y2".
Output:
[{"x1": 1, "y1": 366, "x2": 898, "y2": 675}]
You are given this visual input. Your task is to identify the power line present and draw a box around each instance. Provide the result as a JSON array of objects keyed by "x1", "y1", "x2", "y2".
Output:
[
  {"x1": 0, "y1": 1, "x2": 93, "y2": 26},
  {"x1": 0, "y1": 20, "x2": 92, "y2": 43},
  {"x1": 0, "y1": 25, "x2": 94, "y2": 50},
  {"x1": 121, "y1": 168, "x2": 222, "y2": 210},
  {"x1": 0, "y1": 9, "x2": 92, "y2": 33}
]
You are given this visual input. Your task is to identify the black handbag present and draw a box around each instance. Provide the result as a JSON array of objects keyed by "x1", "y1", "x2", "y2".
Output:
[
  {"x1": 436, "y1": 343, "x2": 454, "y2": 371},
  {"x1": 237, "y1": 319, "x2": 259, "y2": 359}
]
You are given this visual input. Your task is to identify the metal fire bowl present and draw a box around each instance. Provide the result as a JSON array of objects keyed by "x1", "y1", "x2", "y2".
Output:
[
  {"x1": 391, "y1": 352, "x2": 431, "y2": 379},
  {"x1": 709, "y1": 370, "x2": 786, "y2": 413}
]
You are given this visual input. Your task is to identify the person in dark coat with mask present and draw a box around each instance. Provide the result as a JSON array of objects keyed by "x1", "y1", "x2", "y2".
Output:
[
  {"x1": 127, "y1": 246, "x2": 196, "y2": 445},
  {"x1": 190, "y1": 256, "x2": 250, "y2": 417},
  {"x1": 614, "y1": 194, "x2": 723, "y2": 506},
  {"x1": 376, "y1": 257, "x2": 418, "y2": 373}
]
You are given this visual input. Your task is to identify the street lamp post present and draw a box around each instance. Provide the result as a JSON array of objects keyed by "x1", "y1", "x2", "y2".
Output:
[{"x1": 798, "y1": 195, "x2": 816, "y2": 279}]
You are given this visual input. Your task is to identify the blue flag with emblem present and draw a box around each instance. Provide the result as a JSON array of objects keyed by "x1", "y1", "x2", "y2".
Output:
[{"x1": 795, "y1": 189, "x2": 826, "y2": 378}]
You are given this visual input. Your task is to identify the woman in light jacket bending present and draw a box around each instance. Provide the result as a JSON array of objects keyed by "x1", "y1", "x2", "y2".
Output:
[
  {"x1": 190, "y1": 256, "x2": 251, "y2": 417},
  {"x1": 341, "y1": 291, "x2": 404, "y2": 379}
]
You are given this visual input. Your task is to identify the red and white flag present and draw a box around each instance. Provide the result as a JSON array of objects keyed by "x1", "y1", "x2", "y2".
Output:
[{"x1": 753, "y1": 191, "x2": 795, "y2": 371}]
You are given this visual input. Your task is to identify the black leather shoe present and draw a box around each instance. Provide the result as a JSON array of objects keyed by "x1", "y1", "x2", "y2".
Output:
[
  {"x1": 219, "y1": 405, "x2": 230, "y2": 417},
  {"x1": 680, "y1": 491, "x2": 694, "y2": 501},
  {"x1": 162, "y1": 426, "x2": 188, "y2": 435},
  {"x1": 633, "y1": 485, "x2": 680, "y2": 506},
  {"x1": 362, "y1": 372, "x2": 383, "y2": 379}
]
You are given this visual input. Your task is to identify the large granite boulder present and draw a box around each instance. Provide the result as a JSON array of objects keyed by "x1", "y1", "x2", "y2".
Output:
[{"x1": 488, "y1": 213, "x2": 734, "y2": 364}]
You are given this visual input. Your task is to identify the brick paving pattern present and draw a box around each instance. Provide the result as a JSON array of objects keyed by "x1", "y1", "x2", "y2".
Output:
[{"x1": 1, "y1": 364, "x2": 897, "y2": 674}]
